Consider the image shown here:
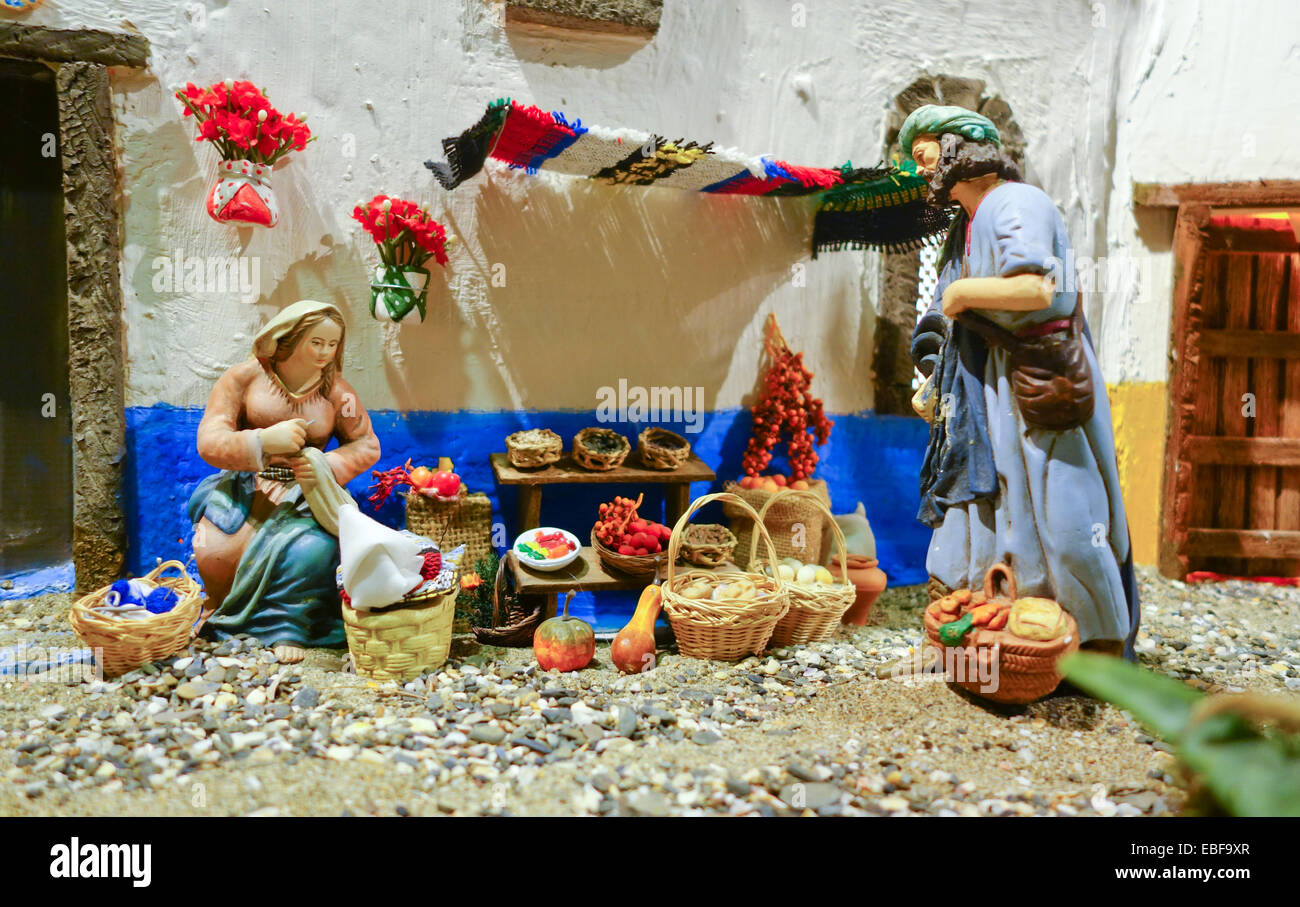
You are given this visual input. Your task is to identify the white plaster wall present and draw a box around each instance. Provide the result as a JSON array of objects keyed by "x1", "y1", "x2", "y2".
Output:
[
  {"x1": 20, "y1": 0, "x2": 1145, "y2": 410},
  {"x1": 1102, "y1": 0, "x2": 1300, "y2": 384}
]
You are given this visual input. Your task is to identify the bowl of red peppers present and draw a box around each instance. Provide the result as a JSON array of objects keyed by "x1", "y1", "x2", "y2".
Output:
[{"x1": 513, "y1": 527, "x2": 581, "y2": 572}]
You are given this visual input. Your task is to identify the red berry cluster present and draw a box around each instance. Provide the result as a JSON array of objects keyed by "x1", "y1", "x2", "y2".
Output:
[
  {"x1": 742, "y1": 314, "x2": 833, "y2": 480},
  {"x1": 593, "y1": 494, "x2": 671, "y2": 556}
]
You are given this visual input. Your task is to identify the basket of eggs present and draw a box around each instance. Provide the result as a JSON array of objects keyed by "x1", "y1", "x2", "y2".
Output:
[
  {"x1": 749, "y1": 489, "x2": 856, "y2": 645},
  {"x1": 922, "y1": 562, "x2": 1080, "y2": 704},
  {"x1": 660, "y1": 492, "x2": 791, "y2": 660}
]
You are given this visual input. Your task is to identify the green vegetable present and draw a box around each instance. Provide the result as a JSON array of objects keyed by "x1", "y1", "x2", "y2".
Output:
[
  {"x1": 1060, "y1": 652, "x2": 1300, "y2": 817},
  {"x1": 519, "y1": 542, "x2": 548, "y2": 560},
  {"x1": 938, "y1": 612, "x2": 974, "y2": 646}
]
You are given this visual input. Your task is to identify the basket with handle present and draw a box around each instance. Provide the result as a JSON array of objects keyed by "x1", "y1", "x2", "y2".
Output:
[
  {"x1": 68, "y1": 559, "x2": 202, "y2": 677},
  {"x1": 922, "y1": 562, "x2": 1080, "y2": 704},
  {"x1": 749, "y1": 489, "x2": 856, "y2": 645},
  {"x1": 661, "y1": 492, "x2": 790, "y2": 660},
  {"x1": 722, "y1": 479, "x2": 831, "y2": 568}
]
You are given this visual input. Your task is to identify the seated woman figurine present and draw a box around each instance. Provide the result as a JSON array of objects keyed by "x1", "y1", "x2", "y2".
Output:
[{"x1": 188, "y1": 299, "x2": 380, "y2": 663}]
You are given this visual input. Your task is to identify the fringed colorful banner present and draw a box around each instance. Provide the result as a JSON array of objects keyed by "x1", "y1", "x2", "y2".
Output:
[{"x1": 425, "y1": 99, "x2": 952, "y2": 255}]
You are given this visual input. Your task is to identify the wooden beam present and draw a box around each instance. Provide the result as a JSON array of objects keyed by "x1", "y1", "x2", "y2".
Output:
[
  {"x1": 1180, "y1": 529, "x2": 1300, "y2": 558},
  {"x1": 1135, "y1": 180, "x2": 1300, "y2": 208},
  {"x1": 1200, "y1": 329, "x2": 1300, "y2": 359},
  {"x1": 59, "y1": 62, "x2": 127, "y2": 591},
  {"x1": 1184, "y1": 436, "x2": 1300, "y2": 466},
  {"x1": 0, "y1": 22, "x2": 148, "y2": 67},
  {"x1": 1159, "y1": 203, "x2": 1212, "y2": 578},
  {"x1": 1203, "y1": 226, "x2": 1300, "y2": 254}
]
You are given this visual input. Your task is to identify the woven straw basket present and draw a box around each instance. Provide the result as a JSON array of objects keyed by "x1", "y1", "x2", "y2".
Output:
[
  {"x1": 572, "y1": 428, "x2": 630, "y2": 471},
  {"x1": 591, "y1": 529, "x2": 666, "y2": 580},
  {"x1": 680, "y1": 523, "x2": 737, "y2": 568},
  {"x1": 505, "y1": 428, "x2": 562, "y2": 469},
  {"x1": 406, "y1": 488, "x2": 494, "y2": 570},
  {"x1": 722, "y1": 479, "x2": 831, "y2": 569},
  {"x1": 342, "y1": 585, "x2": 458, "y2": 682},
  {"x1": 68, "y1": 560, "x2": 202, "y2": 677},
  {"x1": 750, "y1": 490, "x2": 856, "y2": 645},
  {"x1": 922, "y1": 563, "x2": 1080, "y2": 704},
  {"x1": 661, "y1": 492, "x2": 790, "y2": 660},
  {"x1": 637, "y1": 427, "x2": 691, "y2": 470}
]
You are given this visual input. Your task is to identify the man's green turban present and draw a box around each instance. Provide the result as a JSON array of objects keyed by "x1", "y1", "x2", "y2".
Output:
[{"x1": 898, "y1": 105, "x2": 1001, "y2": 158}]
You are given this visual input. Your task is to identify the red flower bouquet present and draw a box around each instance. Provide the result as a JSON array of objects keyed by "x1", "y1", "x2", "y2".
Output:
[
  {"x1": 176, "y1": 79, "x2": 314, "y2": 227},
  {"x1": 351, "y1": 194, "x2": 452, "y2": 323}
]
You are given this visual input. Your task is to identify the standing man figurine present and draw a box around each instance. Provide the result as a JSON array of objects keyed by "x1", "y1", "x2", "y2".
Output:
[{"x1": 905, "y1": 105, "x2": 1139, "y2": 658}]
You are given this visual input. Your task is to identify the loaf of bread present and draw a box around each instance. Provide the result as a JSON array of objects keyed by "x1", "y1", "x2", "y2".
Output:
[{"x1": 1007, "y1": 596, "x2": 1068, "y2": 641}]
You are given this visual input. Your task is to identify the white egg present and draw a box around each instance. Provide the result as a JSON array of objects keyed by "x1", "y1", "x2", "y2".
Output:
[
  {"x1": 776, "y1": 564, "x2": 796, "y2": 582},
  {"x1": 796, "y1": 564, "x2": 818, "y2": 586}
]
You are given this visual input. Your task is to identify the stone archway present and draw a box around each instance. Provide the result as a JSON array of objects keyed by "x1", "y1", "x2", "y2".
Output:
[
  {"x1": 0, "y1": 22, "x2": 149, "y2": 591},
  {"x1": 873, "y1": 75, "x2": 1026, "y2": 415}
]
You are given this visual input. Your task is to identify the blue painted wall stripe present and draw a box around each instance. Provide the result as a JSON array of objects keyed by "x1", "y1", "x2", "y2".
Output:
[{"x1": 112, "y1": 406, "x2": 931, "y2": 626}]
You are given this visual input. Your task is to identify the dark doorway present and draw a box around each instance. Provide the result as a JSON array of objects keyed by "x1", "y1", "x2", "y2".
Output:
[{"x1": 0, "y1": 59, "x2": 72, "y2": 574}]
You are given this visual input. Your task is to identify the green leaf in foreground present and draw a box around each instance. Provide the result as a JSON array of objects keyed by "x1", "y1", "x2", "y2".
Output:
[{"x1": 1060, "y1": 652, "x2": 1300, "y2": 817}]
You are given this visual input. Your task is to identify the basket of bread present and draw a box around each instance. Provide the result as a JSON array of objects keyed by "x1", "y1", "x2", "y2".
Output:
[
  {"x1": 922, "y1": 562, "x2": 1079, "y2": 704},
  {"x1": 660, "y1": 492, "x2": 790, "y2": 660}
]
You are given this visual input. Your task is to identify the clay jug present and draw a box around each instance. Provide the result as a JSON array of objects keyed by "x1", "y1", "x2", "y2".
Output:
[{"x1": 831, "y1": 554, "x2": 887, "y2": 625}]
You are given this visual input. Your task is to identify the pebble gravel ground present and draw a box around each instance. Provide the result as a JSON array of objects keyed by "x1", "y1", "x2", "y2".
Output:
[{"x1": 0, "y1": 567, "x2": 1295, "y2": 817}]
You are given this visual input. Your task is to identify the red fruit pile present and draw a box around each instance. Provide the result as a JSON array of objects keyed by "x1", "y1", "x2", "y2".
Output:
[
  {"x1": 593, "y1": 494, "x2": 672, "y2": 557},
  {"x1": 742, "y1": 313, "x2": 833, "y2": 481}
]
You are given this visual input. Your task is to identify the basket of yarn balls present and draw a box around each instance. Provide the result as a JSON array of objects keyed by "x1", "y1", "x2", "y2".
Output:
[{"x1": 68, "y1": 560, "x2": 202, "y2": 677}]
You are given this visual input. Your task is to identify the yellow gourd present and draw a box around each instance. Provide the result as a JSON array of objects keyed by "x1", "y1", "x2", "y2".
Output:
[{"x1": 611, "y1": 585, "x2": 661, "y2": 674}]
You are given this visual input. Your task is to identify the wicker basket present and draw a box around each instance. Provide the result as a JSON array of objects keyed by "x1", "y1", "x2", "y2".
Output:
[
  {"x1": 637, "y1": 427, "x2": 691, "y2": 470},
  {"x1": 406, "y1": 488, "x2": 494, "y2": 570},
  {"x1": 68, "y1": 560, "x2": 202, "y2": 677},
  {"x1": 722, "y1": 479, "x2": 831, "y2": 569},
  {"x1": 661, "y1": 492, "x2": 790, "y2": 660},
  {"x1": 572, "y1": 427, "x2": 630, "y2": 471},
  {"x1": 591, "y1": 529, "x2": 667, "y2": 580},
  {"x1": 505, "y1": 428, "x2": 562, "y2": 469},
  {"x1": 680, "y1": 523, "x2": 737, "y2": 568},
  {"x1": 922, "y1": 563, "x2": 1080, "y2": 704},
  {"x1": 342, "y1": 585, "x2": 458, "y2": 682},
  {"x1": 750, "y1": 490, "x2": 856, "y2": 645}
]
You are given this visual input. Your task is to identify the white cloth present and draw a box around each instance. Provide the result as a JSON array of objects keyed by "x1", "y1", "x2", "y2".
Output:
[{"x1": 337, "y1": 502, "x2": 426, "y2": 611}]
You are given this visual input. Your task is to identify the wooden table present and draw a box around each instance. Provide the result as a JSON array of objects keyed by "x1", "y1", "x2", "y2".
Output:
[
  {"x1": 508, "y1": 547, "x2": 738, "y2": 618},
  {"x1": 490, "y1": 451, "x2": 716, "y2": 532}
]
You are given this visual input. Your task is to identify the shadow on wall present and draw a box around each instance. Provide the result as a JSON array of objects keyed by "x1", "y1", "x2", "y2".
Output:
[{"x1": 440, "y1": 170, "x2": 814, "y2": 414}]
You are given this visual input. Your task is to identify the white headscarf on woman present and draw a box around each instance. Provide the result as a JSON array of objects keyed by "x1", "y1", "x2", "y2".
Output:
[{"x1": 252, "y1": 299, "x2": 344, "y2": 359}]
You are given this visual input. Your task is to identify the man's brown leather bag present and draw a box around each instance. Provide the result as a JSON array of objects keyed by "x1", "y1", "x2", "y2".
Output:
[{"x1": 957, "y1": 302, "x2": 1095, "y2": 431}]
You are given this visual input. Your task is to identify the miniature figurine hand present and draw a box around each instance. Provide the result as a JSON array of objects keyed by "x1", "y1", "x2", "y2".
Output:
[
  {"x1": 941, "y1": 281, "x2": 967, "y2": 317},
  {"x1": 289, "y1": 454, "x2": 317, "y2": 493},
  {"x1": 260, "y1": 418, "x2": 308, "y2": 455}
]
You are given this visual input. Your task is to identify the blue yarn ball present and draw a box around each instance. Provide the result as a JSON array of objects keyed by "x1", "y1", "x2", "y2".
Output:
[
  {"x1": 108, "y1": 580, "x2": 136, "y2": 606},
  {"x1": 143, "y1": 586, "x2": 178, "y2": 615}
]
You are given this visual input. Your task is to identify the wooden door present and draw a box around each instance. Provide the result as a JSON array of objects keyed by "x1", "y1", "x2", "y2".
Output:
[
  {"x1": 0, "y1": 61, "x2": 72, "y2": 575},
  {"x1": 1163, "y1": 207, "x2": 1300, "y2": 578}
]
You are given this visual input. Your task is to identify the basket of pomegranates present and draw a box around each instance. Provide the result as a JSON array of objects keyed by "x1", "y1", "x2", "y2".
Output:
[
  {"x1": 922, "y1": 562, "x2": 1080, "y2": 704},
  {"x1": 368, "y1": 458, "x2": 494, "y2": 570},
  {"x1": 591, "y1": 493, "x2": 672, "y2": 580}
]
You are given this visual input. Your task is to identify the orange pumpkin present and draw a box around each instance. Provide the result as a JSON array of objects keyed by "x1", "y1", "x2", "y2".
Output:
[
  {"x1": 611, "y1": 585, "x2": 661, "y2": 674},
  {"x1": 534, "y1": 592, "x2": 595, "y2": 672}
]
